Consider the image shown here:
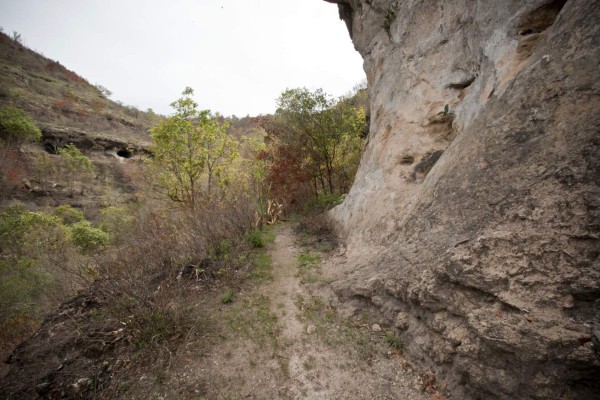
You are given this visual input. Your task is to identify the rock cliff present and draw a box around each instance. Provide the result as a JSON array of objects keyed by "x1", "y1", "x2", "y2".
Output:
[{"x1": 325, "y1": 0, "x2": 600, "y2": 398}]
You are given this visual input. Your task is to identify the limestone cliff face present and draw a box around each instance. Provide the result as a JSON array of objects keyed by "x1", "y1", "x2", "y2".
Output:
[{"x1": 325, "y1": 0, "x2": 600, "y2": 398}]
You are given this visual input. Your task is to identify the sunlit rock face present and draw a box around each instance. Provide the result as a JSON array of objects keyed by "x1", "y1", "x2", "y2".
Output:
[{"x1": 325, "y1": 0, "x2": 600, "y2": 398}]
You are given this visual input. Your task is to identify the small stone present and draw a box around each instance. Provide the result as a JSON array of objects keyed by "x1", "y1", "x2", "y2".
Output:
[
  {"x1": 395, "y1": 312, "x2": 410, "y2": 330},
  {"x1": 371, "y1": 324, "x2": 382, "y2": 332},
  {"x1": 306, "y1": 325, "x2": 316, "y2": 334}
]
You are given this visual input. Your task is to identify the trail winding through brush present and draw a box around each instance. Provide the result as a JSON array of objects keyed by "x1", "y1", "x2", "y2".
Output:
[
  {"x1": 245, "y1": 223, "x2": 428, "y2": 399},
  {"x1": 172, "y1": 223, "x2": 430, "y2": 399}
]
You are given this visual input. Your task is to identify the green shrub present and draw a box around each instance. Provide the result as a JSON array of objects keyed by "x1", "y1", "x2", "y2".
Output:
[
  {"x1": 384, "y1": 330, "x2": 402, "y2": 350},
  {"x1": 305, "y1": 193, "x2": 343, "y2": 212},
  {"x1": 0, "y1": 205, "x2": 71, "y2": 332},
  {"x1": 70, "y1": 220, "x2": 109, "y2": 252},
  {"x1": 246, "y1": 228, "x2": 264, "y2": 248},
  {"x1": 383, "y1": 4, "x2": 398, "y2": 36},
  {"x1": 133, "y1": 310, "x2": 180, "y2": 349},
  {"x1": 214, "y1": 239, "x2": 232, "y2": 260},
  {"x1": 0, "y1": 105, "x2": 41, "y2": 147},
  {"x1": 99, "y1": 206, "x2": 133, "y2": 244},
  {"x1": 58, "y1": 144, "x2": 95, "y2": 194},
  {"x1": 0, "y1": 257, "x2": 52, "y2": 318},
  {"x1": 52, "y1": 204, "x2": 85, "y2": 225},
  {"x1": 220, "y1": 288, "x2": 234, "y2": 304},
  {"x1": 0, "y1": 204, "x2": 71, "y2": 256}
]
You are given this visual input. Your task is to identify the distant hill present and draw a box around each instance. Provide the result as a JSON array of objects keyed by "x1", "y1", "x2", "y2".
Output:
[
  {"x1": 0, "y1": 31, "x2": 155, "y2": 217},
  {"x1": 0, "y1": 31, "x2": 154, "y2": 150}
]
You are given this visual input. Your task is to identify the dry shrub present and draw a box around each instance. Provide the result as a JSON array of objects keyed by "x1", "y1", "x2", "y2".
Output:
[
  {"x1": 0, "y1": 148, "x2": 28, "y2": 197},
  {"x1": 296, "y1": 212, "x2": 338, "y2": 250},
  {"x1": 0, "y1": 205, "x2": 93, "y2": 359},
  {"x1": 95, "y1": 195, "x2": 255, "y2": 350}
]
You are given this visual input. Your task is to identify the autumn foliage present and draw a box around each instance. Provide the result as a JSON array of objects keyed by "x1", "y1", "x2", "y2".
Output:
[{"x1": 254, "y1": 87, "x2": 367, "y2": 212}]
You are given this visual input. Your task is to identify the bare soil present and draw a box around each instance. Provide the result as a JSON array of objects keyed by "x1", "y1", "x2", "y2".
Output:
[
  {"x1": 166, "y1": 223, "x2": 430, "y2": 399},
  {"x1": 0, "y1": 223, "x2": 434, "y2": 399}
]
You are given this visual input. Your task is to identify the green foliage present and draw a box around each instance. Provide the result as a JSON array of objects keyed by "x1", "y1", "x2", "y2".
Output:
[
  {"x1": 133, "y1": 310, "x2": 181, "y2": 349},
  {"x1": 297, "y1": 251, "x2": 320, "y2": 266},
  {"x1": 246, "y1": 228, "x2": 265, "y2": 248},
  {"x1": 0, "y1": 205, "x2": 71, "y2": 326},
  {"x1": 384, "y1": 330, "x2": 402, "y2": 350},
  {"x1": 58, "y1": 144, "x2": 95, "y2": 194},
  {"x1": 383, "y1": 4, "x2": 398, "y2": 36},
  {"x1": 273, "y1": 87, "x2": 366, "y2": 199},
  {"x1": 0, "y1": 258, "x2": 51, "y2": 317},
  {"x1": 251, "y1": 252, "x2": 273, "y2": 283},
  {"x1": 0, "y1": 105, "x2": 41, "y2": 147},
  {"x1": 52, "y1": 204, "x2": 85, "y2": 225},
  {"x1": 0, "y1": 204, "x2": 71, "y2": 256},
  {"x1": 245, "y1": 227, "x2": 275, "y2": 249},
  {"x1": 240, "y1": 130, "x2": 278, "y2": 227},
  {"x1": 31, "y1": 152, "x2": 58, "y2": 190},
  {"x1": 99, "y1": 206, "x2": 133, "y2": 244},
  {"x1": 150, "y1": 87, "x2": 239, "y2": 207},
  {"x1": 305, "y1": 193, "x2": 344, "y2": 212},
  {"x1": 437, "y1": 104, "x2": 450, "y2": 117},
  {"x1": 214, "y1": 239, "x2": 232, "y2": 260},
  {"x1": 70, "y1": 220, "x2": 109, "y2": 252},
  {"x1": 220, "y1": 288, "x2": 234, "y2": 304}
]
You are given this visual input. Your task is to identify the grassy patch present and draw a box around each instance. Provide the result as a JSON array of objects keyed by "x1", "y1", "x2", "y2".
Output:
[
  {"x1": 220, "y1": 288, "x2": 234, "y2": 304},
  {"x1": 251, "y1": 251, "x2": 273, "y2": 283},
  {"x1": 294, "y1": 294, "x2": 376, "y2": 361},
  {"x1": 303, "y1": 356, "x2": 316, "y2": 370},
  {"x1": 245, "y1": 227, "x2": 275, "y2": 249},
  {"x1": 225, "y1": 294, "x2": 280, "y2": 348},
  {"x1": 384, "y1": 330, "x2": 402, "y2": 351},
  {"x1": 296, "y1": 251, "x2": 321, "y2": 283}
]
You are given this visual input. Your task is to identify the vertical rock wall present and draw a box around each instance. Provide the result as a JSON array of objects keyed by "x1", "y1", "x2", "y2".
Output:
[{"x1": 325, "y1": 0, "x2": 600, "y2": 398}]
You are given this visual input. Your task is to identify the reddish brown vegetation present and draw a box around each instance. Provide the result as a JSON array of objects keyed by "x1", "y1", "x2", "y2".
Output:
[
  {"x1": 45, "y1": 60, "x2": 89, "y2": 84},
  {"x1": 252, "y1": 116, "x2": 315, "y2": 210},
  {"x1": 0, "y1": 148, "x2": 29, "y2": 194}
]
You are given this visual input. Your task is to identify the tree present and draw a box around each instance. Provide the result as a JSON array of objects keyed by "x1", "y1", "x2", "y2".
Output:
[
  {"x1": 58, "y1": 144, "x2": 95, "y2": 195},
  {"x1": 274, "y1": 88, "x2": 366, "y2": 196},
  {"x1": 150, "y1": 87, "x2": 238, "y2": 207},
  {"x1": 0, "y1": 105, "x2": 41, "y2": 149},
  {"x1": 94, "y1": 84, "x2": 112, "y2": 98},
  {"x1": 70, "y1": 220, "x2": 109, "y2": 253}
]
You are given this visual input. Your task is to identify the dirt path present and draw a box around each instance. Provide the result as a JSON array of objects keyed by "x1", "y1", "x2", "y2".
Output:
[
  {"x1": 168, "y1": 223, "x2": 429, "y2": 399},
  {"x1": 253, "y1": 223, "x2": 428, "y2": 399}
]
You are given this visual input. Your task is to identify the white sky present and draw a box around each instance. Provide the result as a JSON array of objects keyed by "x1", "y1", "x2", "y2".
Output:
[{"x1": 0, "y1": 0, "x2": 365, "y2": 117}]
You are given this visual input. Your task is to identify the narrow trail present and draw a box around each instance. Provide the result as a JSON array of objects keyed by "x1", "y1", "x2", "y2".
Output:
[
  {"x1": 255, "y1": 223, "x2": 428, "y2": 399},
  {"x1": 177, "y1": 223, "x2": 429, "y2": 399}
]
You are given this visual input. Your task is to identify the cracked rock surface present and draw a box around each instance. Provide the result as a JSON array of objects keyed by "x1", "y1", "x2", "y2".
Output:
[{"x1": 324, "y1": 0, "x2": 600, "y2": 398}]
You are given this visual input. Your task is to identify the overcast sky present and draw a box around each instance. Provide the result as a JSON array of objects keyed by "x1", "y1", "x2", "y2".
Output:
[{"x1": 0, "y1": 0, "x2": 365, "y2": 117}]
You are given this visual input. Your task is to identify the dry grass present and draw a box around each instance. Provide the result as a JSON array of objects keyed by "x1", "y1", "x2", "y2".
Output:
[{"x1": 0, "y1": 31, "x2": 154, "y2": 147}]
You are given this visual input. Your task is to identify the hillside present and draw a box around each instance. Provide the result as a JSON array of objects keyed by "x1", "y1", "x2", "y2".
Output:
[
  {"x1": 0, "y1": 31, "x2": 153, "y2": 216},
  {"x1": 0, "y1": 32, "x2": 153, "y2": 147},
  {"x1": 1, "y1": 1, "x2": 598, "y2": 399}
]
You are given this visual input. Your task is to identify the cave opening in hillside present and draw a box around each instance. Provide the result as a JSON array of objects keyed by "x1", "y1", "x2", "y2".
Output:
[
  {"x1": 117, "y1": 149, "x2": 132, "y2": 158},
  {"x1": 44, "y1": 142, "x2": 59, "y2": 154}
]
